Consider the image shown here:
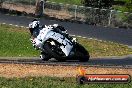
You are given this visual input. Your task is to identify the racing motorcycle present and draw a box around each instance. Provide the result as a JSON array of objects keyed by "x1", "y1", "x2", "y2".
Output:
[{"x1": 31, "y1": 24, "x2": 90, "y2": 62}]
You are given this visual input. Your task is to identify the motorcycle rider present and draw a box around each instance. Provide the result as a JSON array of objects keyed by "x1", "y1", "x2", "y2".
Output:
[
  {"x1": 29, "y1": 19, "x2": 43, "y2": 50},
  {"x1": 52, "y1": 24, "x2": 73, "y2": 41},
  {"x1": 29, "y1": 19, "x2": 40, "y2": 38},
  {"x1": 28, "y1": 19, "x2": 70, "y2": 50},
  {"x1": 28, "y1": 19, "x2": 88, "y2": 62}
]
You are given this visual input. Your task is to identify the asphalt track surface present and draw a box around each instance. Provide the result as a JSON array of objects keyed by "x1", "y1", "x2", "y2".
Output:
[
  {"x1": 0, "y1": 13, "x2": 132, "y2": 46},
  {"x1": 0, "y1": 55, "x2": 132, "y2": 68}
]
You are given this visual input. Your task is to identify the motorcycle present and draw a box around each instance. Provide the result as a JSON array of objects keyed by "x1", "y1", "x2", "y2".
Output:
[{"x1": 31, "y1": 24, "x2": 90, "y2": 62}]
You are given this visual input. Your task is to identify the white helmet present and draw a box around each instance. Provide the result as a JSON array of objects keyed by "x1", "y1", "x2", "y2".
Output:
[{"x1": 29, "y1": 19, "x2": 40, "y2": 29}]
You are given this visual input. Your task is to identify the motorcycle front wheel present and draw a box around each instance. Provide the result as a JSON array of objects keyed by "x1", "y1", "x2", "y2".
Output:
[{"x1": 75, "y1": 43, "x2": 90, "y2": 62}]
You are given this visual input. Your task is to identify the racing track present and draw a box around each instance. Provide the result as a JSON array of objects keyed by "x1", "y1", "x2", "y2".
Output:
[
  {"x1": 0, "y1": 13, "x2": 132, "y2": 68},
  {"x1": 0, "y1": 55, "x2": 132, "y2": 69},
  {"x1": 0, "y1": 13, "x2": 132, "y2": 46}
]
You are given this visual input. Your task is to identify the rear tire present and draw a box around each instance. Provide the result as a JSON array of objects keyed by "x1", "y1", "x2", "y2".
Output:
[{"x1": 79, "y1": 54, "x2": 89, "y2": 62}]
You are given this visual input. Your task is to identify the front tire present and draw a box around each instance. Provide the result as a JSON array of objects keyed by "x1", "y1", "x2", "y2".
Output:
[{"x1": 75, "y1": 43, "x2": 90, "y2": 62}]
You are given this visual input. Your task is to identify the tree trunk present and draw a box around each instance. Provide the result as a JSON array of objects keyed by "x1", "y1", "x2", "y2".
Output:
[
  {"x1": 35, "y1": 0, "x2": 44, "y2": 17},
  {"x1": 0, "y1": 0, "x2": 3, "y2": 8}
]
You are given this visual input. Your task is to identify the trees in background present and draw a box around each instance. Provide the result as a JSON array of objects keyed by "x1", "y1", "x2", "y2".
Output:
[
  {"x1": 82, "y1": 0, "x2": 132, "y2": 12},
  {"x1": 82, "y1": 0, "x2": 114, "y2": 9},
  {"x1": 0, "y1": 0, "x2": 3, "y2": 8}
]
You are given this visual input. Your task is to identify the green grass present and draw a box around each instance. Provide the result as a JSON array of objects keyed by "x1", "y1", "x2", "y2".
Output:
[
  {"x1": 47, "y1": 0, "x2": 132, "y2": 12},
  {"x1": 113, "y1": 4, "x2": 132, "y2": 12},
  {"x1": 47, "y1": 0, "x2": 132, "y2": 6},
  {"x1": 0, "y1": 24, "x2": 131, "y2": 57},
  {"x1": 4, "y1": 0, "x2": 132, "y2": 12},
  {"x1": 78, "y1": 37, "x2": 132, "y2": 57},
  {"x1": 48, "y1": 0, "x2": 82, "y2": 5},
  {"x1": 0, "y1": 24, "x2": 40, "y2": 57},
  {"x1": 0, "y1": 76, "x2": 131, "y2": 88}
]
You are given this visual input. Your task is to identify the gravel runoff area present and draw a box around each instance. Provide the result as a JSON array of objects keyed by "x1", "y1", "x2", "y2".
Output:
[
  {"x1": 0, "y1": 63, "x2": 132, "y2": 78},
  {"x1": 2, "y1": 2, "x2": 71, "y2": 19}
]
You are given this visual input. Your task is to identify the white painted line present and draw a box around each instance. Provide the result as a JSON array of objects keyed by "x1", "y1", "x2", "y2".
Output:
[
  {"x1": 2, "y1": 23, "x2": 6, "y2": 24},
  {"x1": 89, "y1": 38, "x2": 93, "y2": 40},
  {"x1": 72, "y1": 35, "x2": 76, "y2": 36},
  {"x1": 15, "y1": 25, "x2": 19, "y2": 27},
  {"x1": 9, "y1": 24, "x2": 13, "y2": 26},
  {"x1": 82, "y1": 37, "x2": 87, "y2": 39},
  {"x1": 20, "y1": 26, "x2": 24, "y2": 28},
  {"x1": 77, "y1": 36, "x2": 82, "y2": 38},
  {"x1": 1, "y1": 22, "x2": 29, "y2": 29},
  {"x1": 98, "y1": 40, "x2": 103, "y2": 42}
]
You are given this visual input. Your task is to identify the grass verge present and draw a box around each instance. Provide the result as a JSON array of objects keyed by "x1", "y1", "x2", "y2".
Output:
[
  {"x1": 0, "y1": 76, "x2": 131, "y2": 88},
  {"x1": 0, "y1": 24, "x2": 40, "y2": 57},
  {"x1": 0, "y1": 24, "x2": 131, "y2": 57},
  {"x1": 48, "y1": 0, "x2": 82, "y2": 5}
]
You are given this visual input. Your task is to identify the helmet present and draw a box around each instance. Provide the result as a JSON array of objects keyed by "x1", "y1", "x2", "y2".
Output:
[
  {"x1": 29, "y1": 19, "x2": 40, "y2": 29},
  {"x1": 29, "y1": 19, "x2": 40, "y2": 36}
]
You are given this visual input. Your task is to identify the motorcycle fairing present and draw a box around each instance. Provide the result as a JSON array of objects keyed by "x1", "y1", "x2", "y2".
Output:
[{"x1": 37, "y1": 27, "x2": 73, "y2": 56}]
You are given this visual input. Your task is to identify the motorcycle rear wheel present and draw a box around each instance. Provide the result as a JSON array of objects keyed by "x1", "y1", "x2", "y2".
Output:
[{"x1": 44, "y1": 42, "x2": 66, "y2": 62}]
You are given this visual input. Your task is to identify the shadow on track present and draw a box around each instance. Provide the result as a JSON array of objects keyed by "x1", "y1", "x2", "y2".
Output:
[
  {"x1": 47, "y1": 55, "x2": 132, "y2": 66},
  {"x1": 0, "y1": 55, "x2": 132, "y2": 66}
]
